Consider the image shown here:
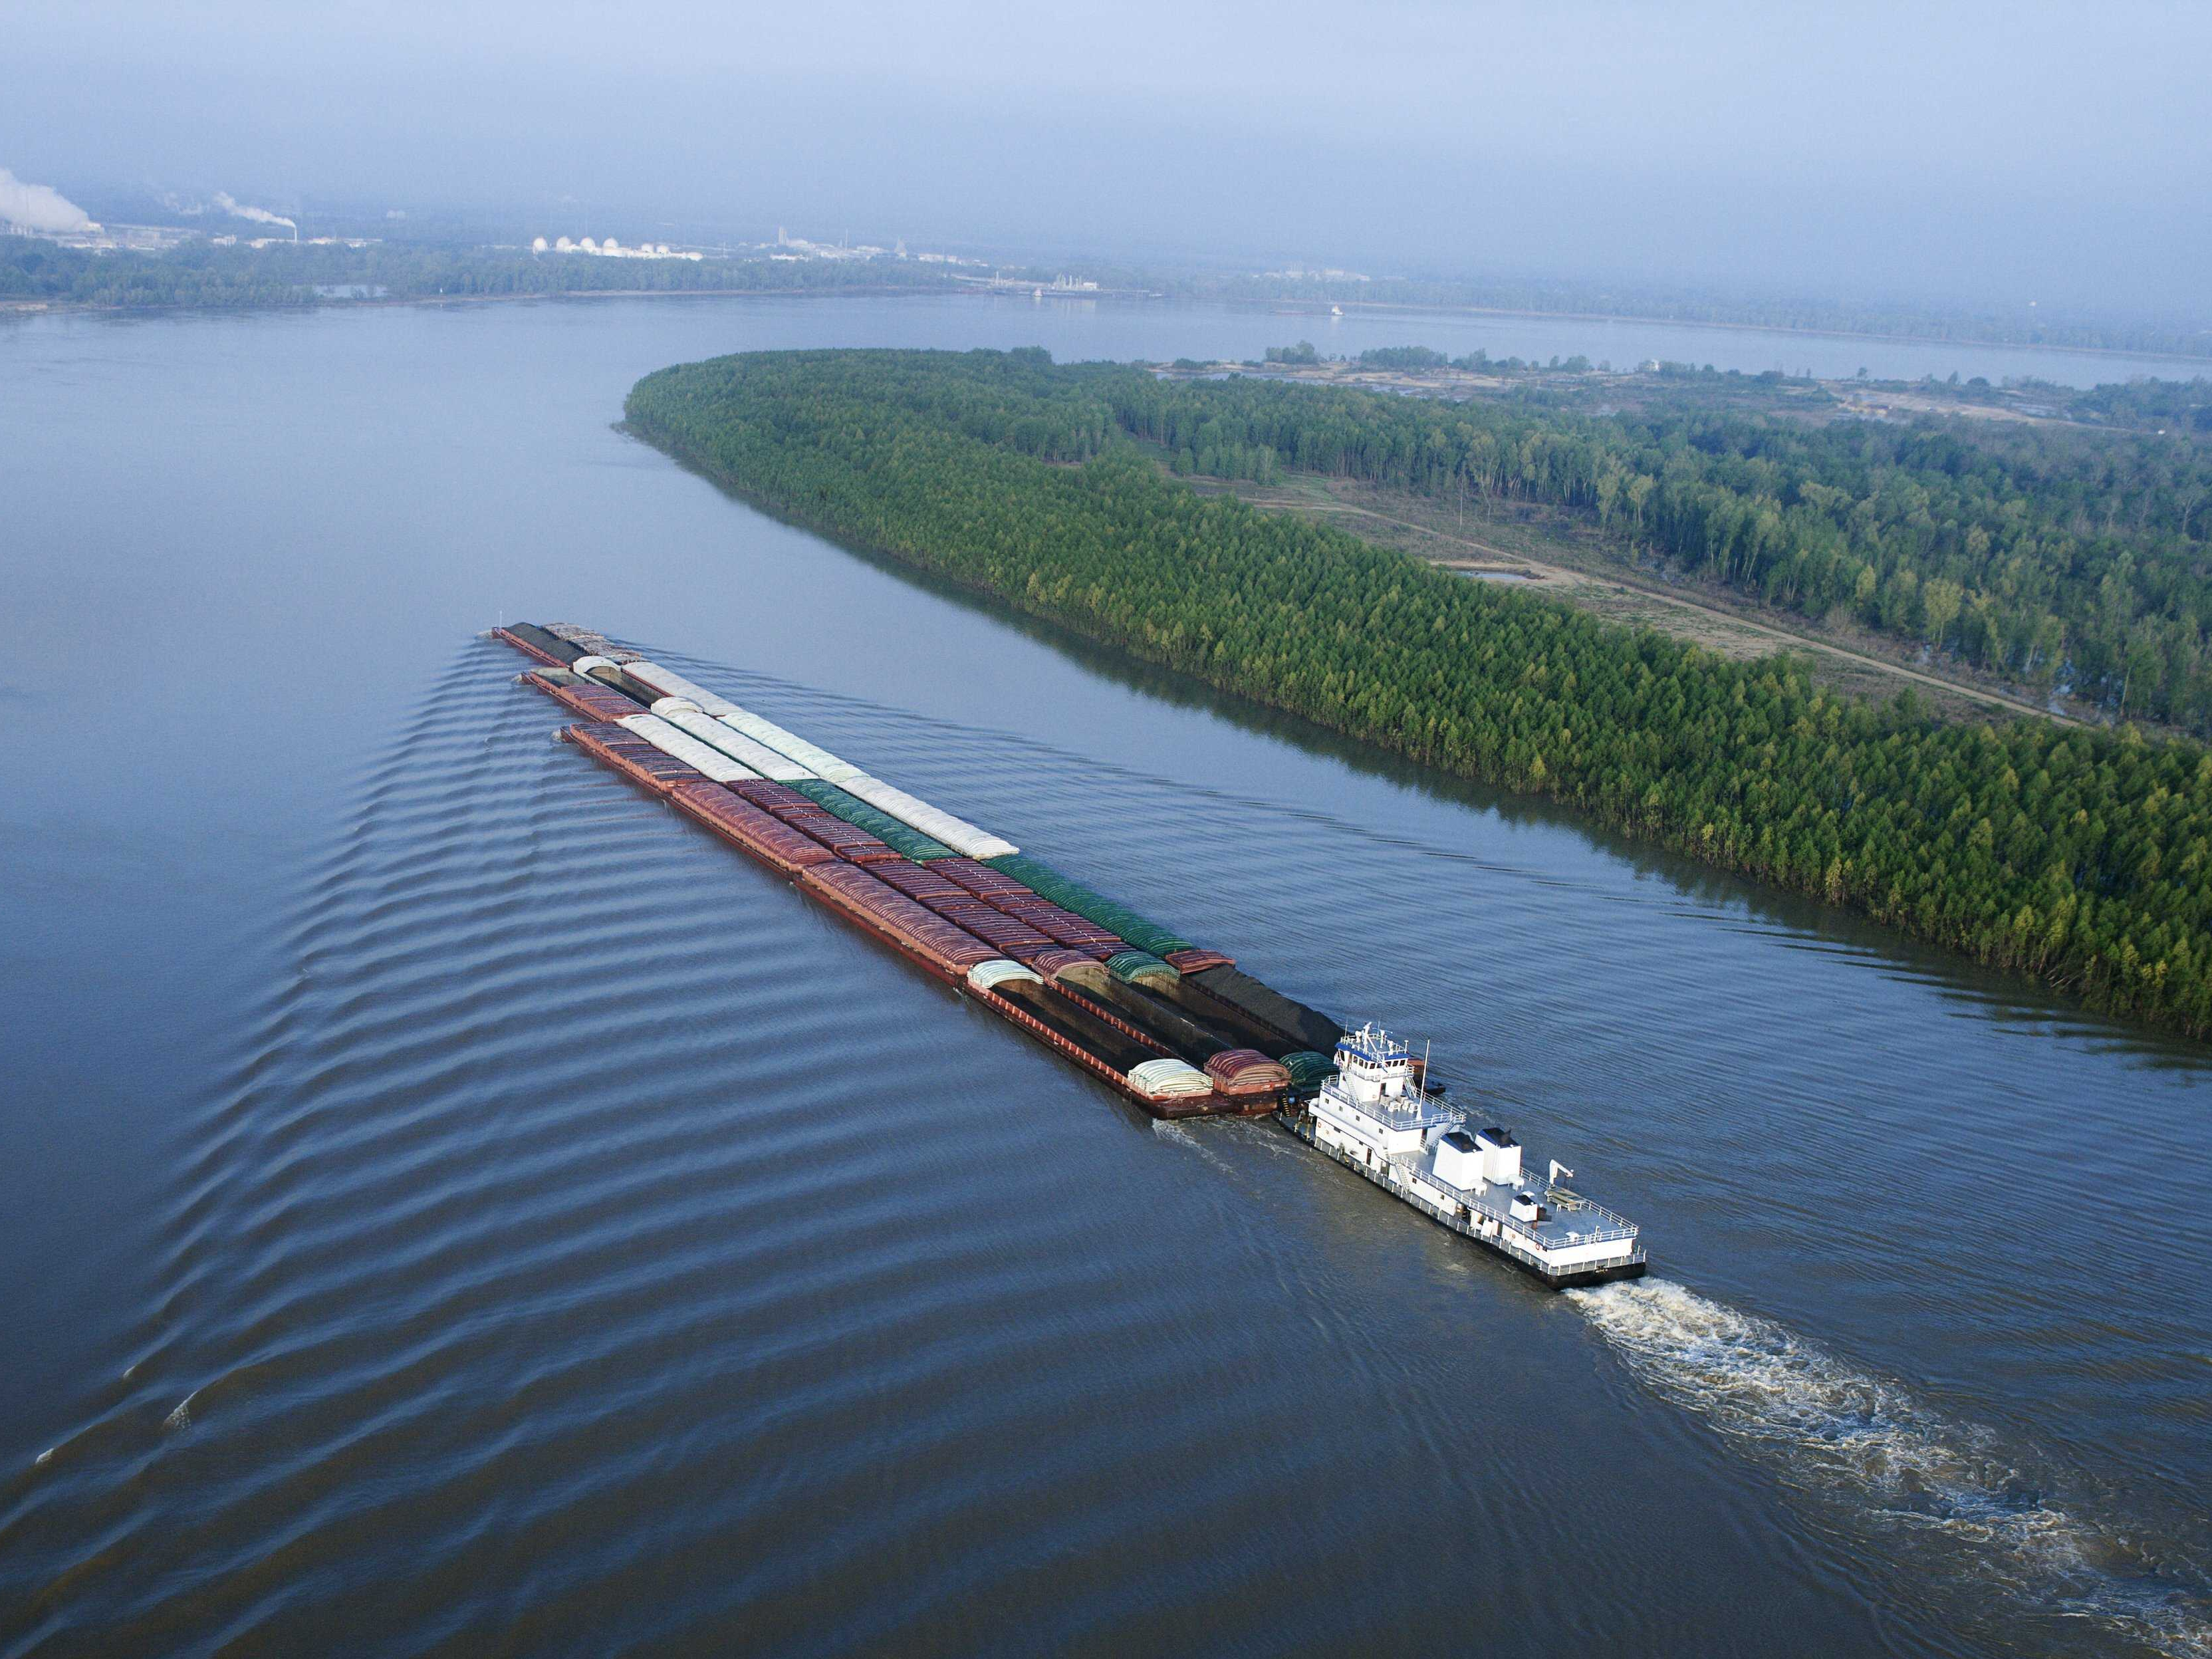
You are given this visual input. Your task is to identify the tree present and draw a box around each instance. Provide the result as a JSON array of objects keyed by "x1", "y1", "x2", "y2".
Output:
[
  {"x1": 1923, "y1": 578, "x2": 1965, "y2": 651},
  {"x1": 624, "y1": 346, "x2": 2212, "y2": 1040}
]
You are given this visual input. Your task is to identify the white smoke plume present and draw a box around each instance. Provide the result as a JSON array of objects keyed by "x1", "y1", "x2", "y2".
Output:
[
  {"x1": 213, "y1": 191, "x2": 297, "y2": 237},
  {"x1": 0, "y1": 168, "x2": 94, "y2": 235}
]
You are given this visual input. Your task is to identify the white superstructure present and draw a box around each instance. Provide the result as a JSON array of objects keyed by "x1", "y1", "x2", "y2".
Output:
[{"x1": 1291, "y1": 1024, "x2": 1644, "y2": 1287}]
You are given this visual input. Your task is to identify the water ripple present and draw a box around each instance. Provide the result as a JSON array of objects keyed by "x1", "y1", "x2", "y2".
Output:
[
  {"x1": 1570, "y1": 1277, "x2": 2212, "y2": 1657},
  {"x1": 6, "y1": 634, "x2": 2210, "y2": 1659}
]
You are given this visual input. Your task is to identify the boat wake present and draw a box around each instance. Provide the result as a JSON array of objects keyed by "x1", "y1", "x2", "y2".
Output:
[{"x1": 1568, "y1": 1278, "x2": 2211, "y2": 1657}]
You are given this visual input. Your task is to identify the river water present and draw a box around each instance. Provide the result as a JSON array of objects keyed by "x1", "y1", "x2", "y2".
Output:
[{"x1": 2, "y1": 296, "x2": 2209, "y2": 1657}]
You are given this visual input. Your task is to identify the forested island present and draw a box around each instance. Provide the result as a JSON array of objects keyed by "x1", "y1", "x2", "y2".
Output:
[{"x1": 626, "y1": 347, "x2": 2212, "y2": 1040}]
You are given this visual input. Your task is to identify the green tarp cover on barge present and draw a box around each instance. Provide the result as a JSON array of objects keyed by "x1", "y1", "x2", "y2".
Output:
[
  {"x1": 984, "y1": 853, "x2": 1193, "y2": 957},
  {"x1": 791, "y1": 779, "x2": 957, "y2": 862},
  {"x1": 1106, "y1": 949, "x2": 1179, "y2": 989}
]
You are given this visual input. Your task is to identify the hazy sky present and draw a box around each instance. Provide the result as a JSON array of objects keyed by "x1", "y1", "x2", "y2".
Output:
[{"x1": 7, "y1": 1, "x2": 2207, "y2": 315}]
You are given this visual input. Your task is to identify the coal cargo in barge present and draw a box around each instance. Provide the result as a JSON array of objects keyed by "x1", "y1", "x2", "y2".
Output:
[{"x1": 488, "y1": 622, "x2": 1646, "y2": 1283}]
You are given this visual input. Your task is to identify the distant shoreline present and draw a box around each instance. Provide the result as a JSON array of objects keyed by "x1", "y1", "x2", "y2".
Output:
[
  {"x1": 1243, "y1": 295, "x2": 2212, "y2": 370},
  {"x1": 0, "y1": 283, "x2": 966, "y2": 319},
  {"x1": 6, "y1": 281, "x2": 2207, "y2": 372}
]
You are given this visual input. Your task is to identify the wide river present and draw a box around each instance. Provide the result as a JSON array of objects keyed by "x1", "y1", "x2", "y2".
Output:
[{"x1": 3, "y1": 296, "x2": 2209, "y2": 1657}]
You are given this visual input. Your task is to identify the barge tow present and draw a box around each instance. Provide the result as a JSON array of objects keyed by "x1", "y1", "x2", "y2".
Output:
[{"x1": 488, "y1": 620, "x2": 1648, "y2": 1287}]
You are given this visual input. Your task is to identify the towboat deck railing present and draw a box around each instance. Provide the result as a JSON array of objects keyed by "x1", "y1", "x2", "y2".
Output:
[
  {"x1": 1535, "y1": 1188, "x2": 1640, "y2": 1241},
  {"x1": 1393, "y1": 1151, "x2": 1640, "y2": 1247},
  {"x1": 1322, "y1": 1083, "x2": 1459, "y2": 1125}
]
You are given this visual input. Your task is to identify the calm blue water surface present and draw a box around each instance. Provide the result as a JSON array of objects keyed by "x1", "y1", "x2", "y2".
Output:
[{"x1": 1, "y1": 295, "x2": 2208, "y2": 1658}]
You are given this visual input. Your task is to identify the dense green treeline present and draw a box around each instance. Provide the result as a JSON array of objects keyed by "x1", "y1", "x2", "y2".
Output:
[
  {"x1": 0, "y1": 240, "x2": 957, "y2": 309},
  {"x1": 1106, "y1": 373, "x2": 2212, "y2": 732},
  {"x1": 625, "y1": 347, "x2": 2212, "y2": 1039},
  {"x1": 0, "y1": 240, "x2": 316, "y2": 308},
  {"x1": 2063, "y1": 378, "x2": 2212, "y2": 432}
]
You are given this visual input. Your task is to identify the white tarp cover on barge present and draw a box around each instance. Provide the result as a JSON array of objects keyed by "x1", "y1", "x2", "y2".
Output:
[
  {"x1": 621, "y1": 660, "x2": 743, "y2": 717},
  {"x1": 618, "y1": 655, "x2": 1021, "y2": 858},
  {"x1": 1126, "y1": 1058, "x2": 1213, "y2": 1099},
  {"x1": 715, "y1": 713, "x2": 850, "y2": 782},
  {"x1": 835, "y1": 773, "x2": 1019, "y2": 862},
  {"x1": 622, "y1": 658, "x2": 850, "y2": 781},
  {"x1": 967, "y1": 958, "x2": 1043, "y2": 991},
  {"x1": 652, "y1": 705, "x2": 817, "y2": 781},
  {"x1": 614, "y1": 714, "x2": 756, "y2": 784},
  {"x1": 716, "y1": 707, "x2": 859, "y2": 783}
]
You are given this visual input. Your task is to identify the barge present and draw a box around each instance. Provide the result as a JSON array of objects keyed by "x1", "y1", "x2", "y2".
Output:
[{"x1": 488, "y1": 620, "x2": 1646, "y2": 1285}]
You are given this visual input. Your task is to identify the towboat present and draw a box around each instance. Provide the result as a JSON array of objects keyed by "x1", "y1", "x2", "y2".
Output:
[{"x1": 1281, "y1": 1024, "x2": 1646, "y2": 1287}]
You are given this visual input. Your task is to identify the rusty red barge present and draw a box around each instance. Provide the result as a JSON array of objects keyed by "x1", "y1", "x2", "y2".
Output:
[{"x1": 492, "y1": 622, "x2": 1347, "y2": 1120}]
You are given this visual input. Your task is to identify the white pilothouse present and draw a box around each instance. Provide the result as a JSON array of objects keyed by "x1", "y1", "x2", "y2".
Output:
[{"x1": 1283, "y1": 1024, "x2": 1646, "y2": 1287}]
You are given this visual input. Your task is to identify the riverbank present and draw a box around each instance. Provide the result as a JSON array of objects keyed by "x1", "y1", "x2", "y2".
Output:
[{"x1": 624, "y1": 347, "x2": 2212, "y2": 1043}]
